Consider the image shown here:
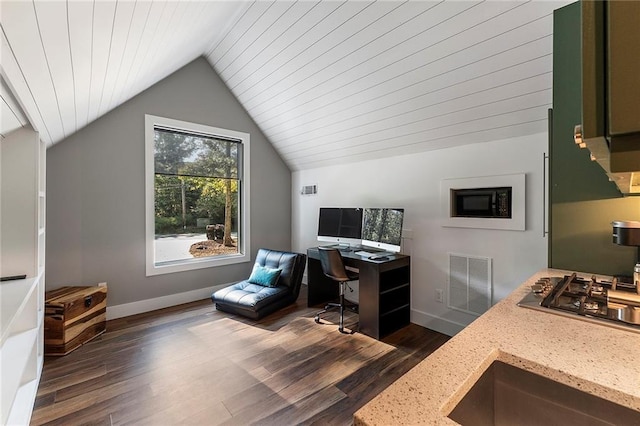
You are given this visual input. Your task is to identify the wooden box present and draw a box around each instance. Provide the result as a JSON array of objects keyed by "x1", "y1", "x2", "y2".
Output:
[{"x1": 44, "y1": 286, "x2": 107, "y2": 356}]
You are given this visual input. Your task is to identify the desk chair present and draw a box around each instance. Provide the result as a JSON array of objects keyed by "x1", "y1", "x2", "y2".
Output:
[{"x1": 315, "y1": 247, "x2": 359, "y2": 334}]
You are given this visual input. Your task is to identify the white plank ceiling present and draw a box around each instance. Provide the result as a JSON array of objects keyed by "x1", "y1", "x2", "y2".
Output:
[{"x1": 1, "y1": 0, "x2": 572, "y2": 170}]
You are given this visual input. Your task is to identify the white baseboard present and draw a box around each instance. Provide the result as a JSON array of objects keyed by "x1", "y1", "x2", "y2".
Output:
[
  {"x1": 411, "y1": 308, "x2": 467, "y2": 337},
  {"x1": 107, "y1": 283, "x2": 229, "y2": 320}
]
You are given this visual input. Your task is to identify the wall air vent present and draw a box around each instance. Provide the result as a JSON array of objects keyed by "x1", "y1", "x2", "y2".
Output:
[
  {"x1": 301, "y1": 184, "x2": 317, "y2": 195},
  {"x1": 448, "y1": 253, "x2": 492, "y2": 316}
]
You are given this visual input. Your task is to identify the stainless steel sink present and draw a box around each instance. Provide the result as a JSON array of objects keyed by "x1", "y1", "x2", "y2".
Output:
[{"x1": 448, "y1": 361, "x2": 640, "y2": 426}]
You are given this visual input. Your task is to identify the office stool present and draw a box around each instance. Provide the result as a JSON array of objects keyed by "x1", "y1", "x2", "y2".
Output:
[{"x1": 314, "y1": 247, "x2": 359, "y2": 334}]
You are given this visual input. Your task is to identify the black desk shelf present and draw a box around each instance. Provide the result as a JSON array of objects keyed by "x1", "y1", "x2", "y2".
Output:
[
  {"x1": 380, "y1": 267, "x2": 410, "y2": 293},
  {"x1": 379, "y1": 284, "x2": 410, "y2": 314},
  {"x1": 307, "y1": 248, "x2": 411, "y2": 340},
  {"x1": 379, "y1": 305, "x2": 411, "y2": 338},
  {"x1": 380, "y1": 282, "x2": 409, "y2": 295}
]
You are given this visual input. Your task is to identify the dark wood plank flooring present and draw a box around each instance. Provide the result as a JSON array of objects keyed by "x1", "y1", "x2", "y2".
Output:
[{"x1": 32, "y1": 287, "x2": 449, "y2": 426}]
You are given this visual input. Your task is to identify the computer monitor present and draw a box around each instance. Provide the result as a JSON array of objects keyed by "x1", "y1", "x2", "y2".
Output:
[
  {"x1": 361, "y1": 208, "x2": 405, "y2": 253},
  {"x1": 317, "y1": 207, "x2": 363, "y2": 246}
]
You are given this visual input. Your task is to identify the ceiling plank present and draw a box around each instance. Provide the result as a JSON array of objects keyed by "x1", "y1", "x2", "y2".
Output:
[
  {"x1": 144, "y1": 1, "x2": 211, "y2": 89},
  {"x1": 86, "y1": 0, "x2": 117, "y2": 124},
  {"x1": 208, "y1": 1, "x2": 273, "y2": 67},
  {"x1": 289, "y1": 106, "x2": 550, "y2": 169},
  {"x1": 241, "y1": 1, "x2": 476, "y2": 114},
  {"x1": 285, "y1": 91, "x2": 552, "y2": 160},
  {"x1": 1, "y1": 1, "x2": 63, "y2": 143},
  {"x1": 289, "y1": 119, "x2": 549, "y2": 171},
  {"x1": 32, "y1": 1, "x2": 76, "y2": 136},
  {"x1": 276, "y1": 73, "x2": 553, "y2": 155},
  {"x1": 1, "y1": 94, "x2": 24, "y2": 138},
  {"x1": 67, "y1": 0, "x2": 94, "y2": 131},
  {"x1": 111, "y1": 1, "x2": 154, "y2": 108},
  {"x1": 251, "y1": 2, "x2": 549, "y2": 128},
  {"x1": 112, "y1": 1, "x2": 169, "y2": 112},
  {"x1": 217, "y1": 1, "x2": 318, "y2": 86},
  {"x1": 215, "y1": 1, "x2": 312, "y2": 75},
  {"x1": 97, "y1": 0, "x2": 137, "y2": 118},
  {"x1": 1, "y1": 0, "x2": 575, "y2": 170},
  {"x1": 264, "y1": 40, "x2": 553, "y2": 151},
  {"x1": 127, "y1": 1, "x2": 181, "y2": 99},
  {"x1": 220, "y1": 1, "x2": 353, "y2": 97},
  {"x1": 0, "y1": 76, "x2": 28, "y2": 134}
]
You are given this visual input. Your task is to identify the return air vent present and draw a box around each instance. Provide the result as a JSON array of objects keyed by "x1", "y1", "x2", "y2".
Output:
[
  {"x1": 448, "y1": 253, "x2": 492, "y2": 316},
  {"x1": 301, "y1": 184, "x2": 317, "y2": 195}
]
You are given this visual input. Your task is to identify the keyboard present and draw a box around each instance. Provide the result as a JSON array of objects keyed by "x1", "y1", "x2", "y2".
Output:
[{"x1": 354, "y1": 251, "x2": 376, "y2": 257}]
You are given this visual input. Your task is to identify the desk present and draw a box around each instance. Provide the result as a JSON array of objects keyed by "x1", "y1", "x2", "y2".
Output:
[{"x1": 307, "y1": 247, "x2": 411, "y2": 340}]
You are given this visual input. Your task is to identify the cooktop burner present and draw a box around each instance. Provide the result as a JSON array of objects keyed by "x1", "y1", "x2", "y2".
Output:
[{"x1": 518, "y1": 273, "x2": 640, "y2": 334}]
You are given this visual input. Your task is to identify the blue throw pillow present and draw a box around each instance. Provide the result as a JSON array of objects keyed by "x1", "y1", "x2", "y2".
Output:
[{"x1": 248, "y1": 264, "x2": 282, "y2": 287}]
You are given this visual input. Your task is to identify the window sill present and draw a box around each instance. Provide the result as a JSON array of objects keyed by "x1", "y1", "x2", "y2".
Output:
[{"x1": 146, "y1": 252, "x2": 250, "y2": 276}]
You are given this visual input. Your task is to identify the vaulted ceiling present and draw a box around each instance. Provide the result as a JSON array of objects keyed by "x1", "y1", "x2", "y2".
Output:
[{"x1": 1, "y1": 0, "x2": 571, "y2": 171}]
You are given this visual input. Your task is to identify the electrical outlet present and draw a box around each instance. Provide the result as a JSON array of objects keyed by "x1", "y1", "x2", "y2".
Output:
[
  {"x1": 98, "y1": 282, "x2": 107, "y2": 287},
  {"x1": 436, "y1": 289, "x2": 444, "y2": 303}
]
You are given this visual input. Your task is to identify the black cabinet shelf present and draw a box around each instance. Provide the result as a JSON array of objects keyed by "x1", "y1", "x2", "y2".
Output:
[
  {"x1": 380, "y1": 282, "x2": 409, "y2": 295},
  {"x1": 380, "y1": 285, "x2": 410, "y2": 314},
  {"x1": 379, "y1": 307, "x2": 410, "y2": 338},
  {"x1": 380, "y1": 266, "x2": 410, "y2": 293},
  {"x1": 380, "y1": 303, "x2": 410, "y2": 318}
]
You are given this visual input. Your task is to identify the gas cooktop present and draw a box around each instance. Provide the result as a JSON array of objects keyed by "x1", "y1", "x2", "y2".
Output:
[{"x1": 518, "y1": 273, "x2": 640, "y2": 334}]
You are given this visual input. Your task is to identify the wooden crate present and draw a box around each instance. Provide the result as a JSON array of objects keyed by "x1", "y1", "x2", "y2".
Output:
[{"x1": 44, "y1": 286, "x2": 107, "y2": 356}]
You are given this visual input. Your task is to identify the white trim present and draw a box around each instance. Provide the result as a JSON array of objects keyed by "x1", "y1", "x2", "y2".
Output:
[
  {"x1": 410, "y1": 308, "x2": 466, "y2": 337},
  {"x1": 106, "y1": 283, "x2": 230, "y2": 320},
  {"x1": 440, "y1": 173, "x2": 526, "y2": 231},
  {"x1": 144, "y1": 114, "x2": 251, "y2": 276}
]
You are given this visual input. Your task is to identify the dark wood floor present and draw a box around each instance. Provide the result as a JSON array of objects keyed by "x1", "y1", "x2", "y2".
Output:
[{"x1": 32, "y1": 287, "x2": 449, "y2": 426}]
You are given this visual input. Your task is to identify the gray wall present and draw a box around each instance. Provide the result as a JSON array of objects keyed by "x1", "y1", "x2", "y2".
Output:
[{"x1": 46, "y1": 58, "x2": 292, "y2": 306}]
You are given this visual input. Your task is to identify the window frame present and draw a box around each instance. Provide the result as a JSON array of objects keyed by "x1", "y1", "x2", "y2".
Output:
[{"x1": 144, "y1": 114, "x2": 250, "y2": 276}]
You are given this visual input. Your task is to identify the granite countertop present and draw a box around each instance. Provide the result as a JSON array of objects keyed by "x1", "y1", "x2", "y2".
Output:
[{"x1": 354, "y1": 268, "x2": 640, "y2": 425}]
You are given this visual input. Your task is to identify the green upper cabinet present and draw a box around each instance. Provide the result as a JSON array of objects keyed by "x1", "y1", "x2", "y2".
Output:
[
  {"x1": 579, "y1": 0, "x2": 640, "y2": 193},
  {"x1": 551, "y1": 1, "x2": 619, "y2": 204},
  {"x1": 550, "y1": 1, "x2": 640, "y2": 277},
  {"x1": 605, "y1": 2, "x2": 640, "y2": 139}
]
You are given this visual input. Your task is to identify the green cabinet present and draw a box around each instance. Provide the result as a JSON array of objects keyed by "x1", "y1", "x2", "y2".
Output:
[
  {"x1": 550, "y1": 2, "x2": 640, "y2": 276},
  {"x1": 580, "y1": 0, "x2": 640, "y2": 192}
]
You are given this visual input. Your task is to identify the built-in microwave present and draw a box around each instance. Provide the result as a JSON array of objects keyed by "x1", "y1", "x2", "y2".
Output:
[{"x1": 450, "y1": 187, "x2": 512, "y2": 219}]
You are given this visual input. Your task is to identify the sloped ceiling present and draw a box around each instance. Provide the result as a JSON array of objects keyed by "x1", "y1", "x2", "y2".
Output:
[
  {"x1": 0, "y1": 0, "x2": 244, "y2": 141},
  {"x1": 1, "y1": 0, "x2": 571, "y2": 171}
]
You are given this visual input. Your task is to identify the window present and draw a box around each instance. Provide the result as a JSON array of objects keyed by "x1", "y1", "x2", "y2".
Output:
[{"x1": 145, "y1": 115, "x2": 250, "y2": 276}]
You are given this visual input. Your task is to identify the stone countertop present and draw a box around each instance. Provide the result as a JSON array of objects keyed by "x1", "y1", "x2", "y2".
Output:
[{"x1": 354, "y1": 269, "x2": 640, "y2": 425}]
